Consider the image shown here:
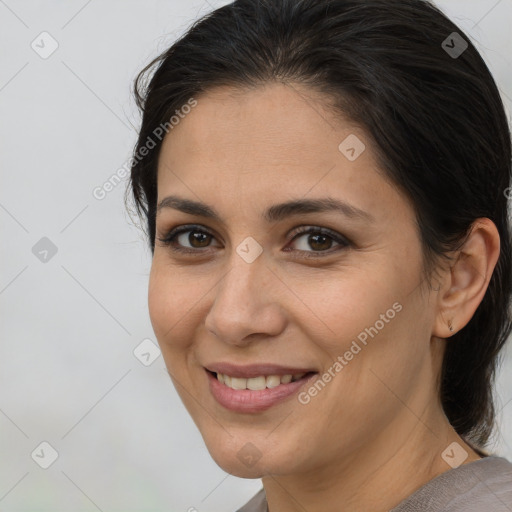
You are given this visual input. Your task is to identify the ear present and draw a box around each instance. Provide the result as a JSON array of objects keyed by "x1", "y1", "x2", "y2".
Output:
[{"x1": 432, "y1": 218, "x2": 500, "y2": 339}]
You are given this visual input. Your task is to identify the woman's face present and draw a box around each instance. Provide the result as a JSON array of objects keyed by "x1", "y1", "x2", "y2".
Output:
[{"x1": 149, "y1": 83, "x2": 442, "y2": 478}]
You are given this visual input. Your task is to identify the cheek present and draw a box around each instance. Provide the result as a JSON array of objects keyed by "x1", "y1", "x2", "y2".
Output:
[
  {"x1": 317, "y1": 282, "x2": 430, "y2": 422},
  {"x1": 288, "y1": 267, "x2": 400, "y2": 356},
  {"x1": 148, "y1": 262, "x2": 190, "y2": 349},
  {"x1": 299, "y1": 262, "x2": 427, "y2": 398},
  {"x1": 147, "y1": 264, "x2": 169, "y2": 340},
  {"x1": 148, "y1": 259, "x2": 213, "y2": 357}
]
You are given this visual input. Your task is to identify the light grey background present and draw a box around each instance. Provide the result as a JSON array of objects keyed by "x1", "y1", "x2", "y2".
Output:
[{"x1": 0, "y1": 1, "x2": 511, "y2": 510}]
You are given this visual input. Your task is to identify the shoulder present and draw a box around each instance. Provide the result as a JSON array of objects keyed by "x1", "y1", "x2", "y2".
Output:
[
  {"x1": 391, "y1": 456, "x2": 512, "y2": 512},
  {"x1": 235, "y1": 457, "x2": 512, "y2": 512}
]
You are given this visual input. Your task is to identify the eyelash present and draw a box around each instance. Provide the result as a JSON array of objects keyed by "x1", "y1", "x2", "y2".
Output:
[{"x1": 156, "y1": 224, "x2": 350, "y2": 258}]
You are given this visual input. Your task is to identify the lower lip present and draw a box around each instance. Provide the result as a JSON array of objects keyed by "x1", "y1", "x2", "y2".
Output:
[{"x1": 206, "y1": 370, "x2": 317, "y2": 413}]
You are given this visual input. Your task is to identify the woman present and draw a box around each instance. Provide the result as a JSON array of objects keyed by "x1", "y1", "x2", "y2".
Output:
[{"x1": 128, "y1": 0, "x2": 512, "y2": 510}]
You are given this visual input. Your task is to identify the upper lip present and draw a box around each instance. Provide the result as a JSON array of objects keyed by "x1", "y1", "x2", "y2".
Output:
[{"x1": 205, "y1": 362, "x2": 318, "y2": 379}]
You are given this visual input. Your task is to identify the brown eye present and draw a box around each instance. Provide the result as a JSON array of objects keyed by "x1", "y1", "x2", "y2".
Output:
[
  {"x1": 288, "y1": 227, "x2": 349, "y2": 255},
  {"x1": 297, "y1": 232, "x2": 334, "y2": 251},
  {"x1": 184, "y1": 230, "x2": 212, "y2": 248},
  {"x1": 157, "y1": 224, "x2": 350, "y2": 258},
  {"x1": 157, "y1": 225, "x2": 220, "y2": 253}
]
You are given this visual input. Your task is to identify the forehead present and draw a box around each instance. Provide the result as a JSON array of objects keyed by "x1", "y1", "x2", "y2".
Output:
[
  {"x1": 159, "y1": 82, "x2": 366, "y2": 171},
  {"x1": 155, "y1": 82, "x2": 410, "y2": 224}
]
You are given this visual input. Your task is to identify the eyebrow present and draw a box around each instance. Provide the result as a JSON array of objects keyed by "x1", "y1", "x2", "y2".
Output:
[{"x1": 156, "y1": 195, "x2": 374, "y2": 223}]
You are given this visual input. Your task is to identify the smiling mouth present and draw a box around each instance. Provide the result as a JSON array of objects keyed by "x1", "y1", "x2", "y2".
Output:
[
  {"x1": 206, "y1": 370, "x2": 317, "y2": 390},
  {"x1": 205, "y1": 368, "x2": 319, "y2": 413}
]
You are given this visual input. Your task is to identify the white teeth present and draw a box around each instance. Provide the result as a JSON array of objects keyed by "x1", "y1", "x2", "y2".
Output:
[
  {"x1": 247, "y1": 376, "x2": 266, "y2": 391},
  {"x1": 231, "y1": 377, "x2": 247, "y2": 390},
  {"x1": 215, "y1": 372, "x2": 308, "y2": 390},
  {"x1": 266, "y1": 375, "x2": 281, "y2": 388}
]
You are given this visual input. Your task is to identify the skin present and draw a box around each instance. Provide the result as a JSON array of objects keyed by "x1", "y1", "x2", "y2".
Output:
[{"x1": 148, "y1": 82, "x2": 500, "y2": 512}]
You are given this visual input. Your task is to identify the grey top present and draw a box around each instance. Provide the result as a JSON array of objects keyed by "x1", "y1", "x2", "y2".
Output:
[{"x1": 236, "y1": 455, "x2": 512, "y2": 511}]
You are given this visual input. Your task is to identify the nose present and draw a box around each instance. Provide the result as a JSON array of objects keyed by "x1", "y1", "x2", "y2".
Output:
[{"x1": 204, "y1": 251, "x2": 287, "y2": 347}]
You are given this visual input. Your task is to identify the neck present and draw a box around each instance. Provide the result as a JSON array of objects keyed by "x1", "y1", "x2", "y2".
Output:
[{"x1": 262, "y1": 404, "x2": 481, "y2": 512}]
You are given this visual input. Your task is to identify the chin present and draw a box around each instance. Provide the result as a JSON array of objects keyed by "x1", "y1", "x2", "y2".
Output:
[
  {"x1": 203, "y1": 432, "x2": 299, "y2": 478},
  {"x1": 216, "y1": 458, "x2": 267, "y2": 479}
]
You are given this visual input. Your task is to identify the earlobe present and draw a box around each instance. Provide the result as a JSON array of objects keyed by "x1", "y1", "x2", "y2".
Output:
[{"x1": 432, "y1": 218, "x2": 500, "y2": 339}]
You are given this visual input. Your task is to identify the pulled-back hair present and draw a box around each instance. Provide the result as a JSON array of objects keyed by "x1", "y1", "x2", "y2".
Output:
[{"x1": 128, "y1": 0, "x2": 512, "y2": 448}]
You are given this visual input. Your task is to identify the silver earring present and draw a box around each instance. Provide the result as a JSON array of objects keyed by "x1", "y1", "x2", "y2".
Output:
[{"x1": 448, "y1": 320, "x2": 454, "y2": 332}]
